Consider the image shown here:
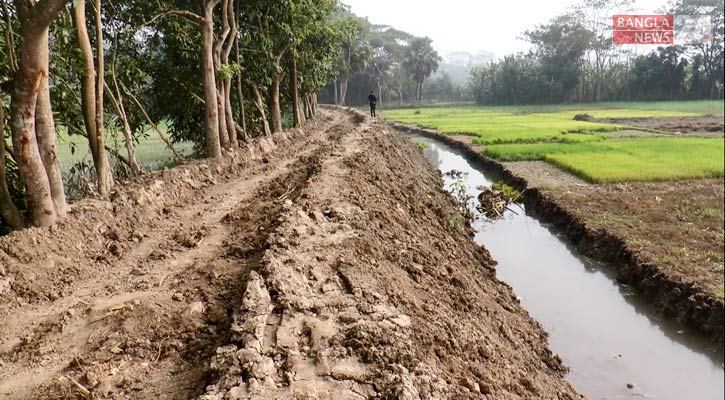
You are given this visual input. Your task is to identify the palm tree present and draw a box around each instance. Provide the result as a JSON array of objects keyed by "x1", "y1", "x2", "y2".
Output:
[{"x1": 403, "y1": 37, "x2": 441, "y2": 102}]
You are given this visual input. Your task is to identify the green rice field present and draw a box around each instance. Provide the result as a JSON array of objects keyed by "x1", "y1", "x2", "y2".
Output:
[{"x1": 383, "y1": 101, "x2": 725, "y2": 183}]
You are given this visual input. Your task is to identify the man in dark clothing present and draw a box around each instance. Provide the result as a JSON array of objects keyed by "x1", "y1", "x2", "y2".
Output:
[{"x1": 368, "y1": 91, "x2": 377, "y2": 117}]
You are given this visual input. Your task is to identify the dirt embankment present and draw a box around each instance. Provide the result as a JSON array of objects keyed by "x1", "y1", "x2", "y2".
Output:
[
  {"x1": 389, "y1": 122, "x2": 724, "y2": 344},
  {"x1": 0, "y1": 109, "x2": 580, "y2": 399}
]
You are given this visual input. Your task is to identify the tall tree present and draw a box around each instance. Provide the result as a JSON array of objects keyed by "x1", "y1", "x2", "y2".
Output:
[{"x1": 403, "y1": 37, "x2": 440, "y2": 102}]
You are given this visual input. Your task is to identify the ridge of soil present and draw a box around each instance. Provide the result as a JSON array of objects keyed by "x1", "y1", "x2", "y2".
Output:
[
  {"x1": 389, "y1": 122, "x2": 724, "y2": 344},
  {"x1": 0, "y1": 109, "x2": 580, "y2": 399}
]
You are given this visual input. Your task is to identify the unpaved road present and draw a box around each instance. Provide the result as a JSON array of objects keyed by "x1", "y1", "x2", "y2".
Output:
[{"x1": 0, "y1": 109, "x2": 580, "y2": 399}]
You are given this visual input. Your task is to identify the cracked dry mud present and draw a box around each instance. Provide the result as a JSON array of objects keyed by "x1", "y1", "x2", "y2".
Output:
[{"x1": 0, "y1": 108, "x2": 580, "y2": 399}]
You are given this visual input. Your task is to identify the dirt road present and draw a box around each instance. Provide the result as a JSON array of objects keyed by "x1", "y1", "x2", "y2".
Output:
[{"x1": 0, "y1": 109, "x2": 580, "y2": 399}]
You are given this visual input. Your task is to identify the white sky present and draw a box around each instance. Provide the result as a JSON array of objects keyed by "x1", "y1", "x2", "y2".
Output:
[{"x1": 343, "y1": 0, "x2": 670, "y2": 57}]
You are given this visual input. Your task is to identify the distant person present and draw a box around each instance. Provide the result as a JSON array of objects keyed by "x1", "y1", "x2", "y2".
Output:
[{"x1": 368, "y1": 91, "x2": 378, "y2": 117}]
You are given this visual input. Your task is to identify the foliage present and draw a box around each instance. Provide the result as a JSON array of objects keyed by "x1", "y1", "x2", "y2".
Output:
[{"x1": 468, "y1": 0, "x2": 724, "y2": 105}]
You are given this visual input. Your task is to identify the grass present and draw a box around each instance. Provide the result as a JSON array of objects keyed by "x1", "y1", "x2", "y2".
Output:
[
  {"x1": 382, "y1": 105, "x2": 717, "y2": 145},
  {"x1": 384, "y1": 101, "x2": 725, "y2": 183},
  {"x1": 485, "y1": 138, "x2": 724, "y2": 183},
  {"x1": 55, "y1": 122, "x2": 195, "y2": 173}
]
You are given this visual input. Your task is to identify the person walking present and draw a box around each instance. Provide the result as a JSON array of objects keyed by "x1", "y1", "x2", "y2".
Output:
[{"x1": 368, "y1": 91, "x2": 378, "y2": 117}]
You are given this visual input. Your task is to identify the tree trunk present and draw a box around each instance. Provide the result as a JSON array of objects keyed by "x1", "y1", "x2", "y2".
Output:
[
  {"x1": 93, "y1": 0, "x2": 113, "y2": 195},
  {"x1": 10, "y1": 0, "x2": 68, "y2": 227},
  {"x1": 333, "y1": 77, "x2": 338, "y2": 105},
  {"x1": 73, "y1": 0, "x2": 114, "y2": 195},
  {"x1": 223, "y1": 79, "x2": 237, "y2": 146},
  {"x1": 290, "y1": 53, "x2": 302, "y2": 127},
  {"x1": 339, "y1": 74, "x2": 349, "y2": 106},
  {"x1": 270, "y1": 73, "x2": 283, "y2": 133},
  {"x1": 201, "y1": 0, "x2": 222, "y2": 158},
  {"x1": 216, "y1": 85, "x2": 229, "y2": 149},
  {"x1": 233, "y1": 0, "x2": 247, "y2": 140},
  {"x1": 0, "y1": 96, "x2": 25, "y2": 229},
  {"x1": 245, "y1": 80, "x2": 271, "y2": 137},
  {"x1": 221, "y1": 0, "x2": 237, "y2": 146},
  {"x1": 35, "y1": 71, "x2": 66, "y2": 217}
]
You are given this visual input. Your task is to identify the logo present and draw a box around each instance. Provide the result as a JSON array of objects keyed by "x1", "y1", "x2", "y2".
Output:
[{"x1": 613, "y1": 15, "x2": 674, "y2": 44}]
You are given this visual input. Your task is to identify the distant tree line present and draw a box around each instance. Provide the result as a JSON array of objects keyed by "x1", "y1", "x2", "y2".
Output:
[
  {"x1": 470, "y1": 0, "x2": 724, "y2": 105},
  {"x1": 318, "y1": 11, "x2": 444, "y2": 106}
]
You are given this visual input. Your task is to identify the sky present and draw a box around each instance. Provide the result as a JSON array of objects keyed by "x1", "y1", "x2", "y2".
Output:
[{"x1": 343, "y1": 0, "x2": 670, "y2": 57}]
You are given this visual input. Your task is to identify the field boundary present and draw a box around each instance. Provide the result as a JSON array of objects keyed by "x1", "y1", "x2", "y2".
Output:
[{"x1": 388, "y1": 121, "x2": 724, "y2": 343}]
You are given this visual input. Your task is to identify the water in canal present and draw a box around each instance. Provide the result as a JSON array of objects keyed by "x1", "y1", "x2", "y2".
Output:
[{"x1": 411, "y1": 135, "x2": 724, "y2": 400}]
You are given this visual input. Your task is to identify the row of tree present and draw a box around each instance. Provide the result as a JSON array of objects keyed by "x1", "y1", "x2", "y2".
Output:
[
  {"x1": 317, "y1": 12, "x2": 442, "y2": 107},
  {"x1": 0, "y1": 0, "x2": 347, "y2": 231},
  {"x1": 470, "y1": 0, "x2": 724, "y2": 105}
]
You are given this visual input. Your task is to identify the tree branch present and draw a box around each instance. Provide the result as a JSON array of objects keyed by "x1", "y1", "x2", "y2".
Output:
[{"x1": 142, "y1": 10, "x2": 203, "y2": 27}]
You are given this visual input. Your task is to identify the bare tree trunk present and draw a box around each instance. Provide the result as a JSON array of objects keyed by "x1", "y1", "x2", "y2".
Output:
[
  {"x1": 201, "y1": 0, "x2": 222, "y2": 158},
  {"x1": 72, "y1": 0, "x2": 113, "y2": 195},
  {"x1": 35, "y1": 70, "x2": 66, "y2": 216},
  {"x1": 244, "y1": 79, "x2": 271, "y2": 137},
  {"x1": 10, "y1": 0, "x2": 68, "y2": 227},
  {"x1": 270, "y1": 73, "x2": 283, "y2": 133},
  {"x1": 339, "y1": 74, "x2": 349, "y2": 106},
  {"x1": 93, "y1": 0, "x2": 113, "y2": 195},
  {"x1": 290, "y1": 54, "x2": 302, "y2": 127},
  {"x1": 233, "y1": 0, "x2": 247, "y2": 140},
  {"x1": 221, "y1": 0, "x2": 237, "y2": 146},
  {"x1": 216, "y1": 87, "x2": 229, "y2": 148},
  {"x1": 0, "y1": 96, "x2": 25, "y2": 229},
  {"x1": 333, "y1": 78, "x2": 338, "y2": 105}
]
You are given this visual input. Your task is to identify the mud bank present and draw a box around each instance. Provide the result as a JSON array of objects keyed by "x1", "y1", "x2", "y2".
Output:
[
  {"x1": 389, "y1": 122, "x2": 724, "y2": 344},
  {"x1": 0, "y1": 109, "x2": 580, "y2": 399}
]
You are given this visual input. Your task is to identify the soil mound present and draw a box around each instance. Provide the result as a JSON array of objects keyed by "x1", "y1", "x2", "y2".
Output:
[
  {"x1": 0, "y1": 109, "x2": 580, "y2": 399},
  {"x1": 573, "y1": 113, "x2": 595, "y2": 122}
]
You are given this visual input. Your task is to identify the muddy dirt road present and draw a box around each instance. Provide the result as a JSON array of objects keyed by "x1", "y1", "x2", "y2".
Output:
[{"x1": 0, "y1": 109, "x2": 579, "y2": 399}]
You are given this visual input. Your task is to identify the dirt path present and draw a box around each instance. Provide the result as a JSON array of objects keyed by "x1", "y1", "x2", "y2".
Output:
[{"x1": 0, "y1": 109, "x2": 580, "y2": 399}]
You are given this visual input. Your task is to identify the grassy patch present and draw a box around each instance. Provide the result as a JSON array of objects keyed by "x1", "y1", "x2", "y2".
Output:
[
  {"x1": 485, "y1": 138, "x2": 724, "y2": 183},
  {"x1": 55, "y1": 122, "x2": 195, "y2": 173}
]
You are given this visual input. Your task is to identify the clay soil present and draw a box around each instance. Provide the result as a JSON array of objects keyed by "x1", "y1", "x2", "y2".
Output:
[{"x1": 0, "y1": 109, "x2": 580, "y2": 399}]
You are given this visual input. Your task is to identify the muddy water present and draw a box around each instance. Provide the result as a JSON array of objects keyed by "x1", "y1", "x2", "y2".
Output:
[{"x1": 410, "y1": 135, "x2": 725, "y2": 400}]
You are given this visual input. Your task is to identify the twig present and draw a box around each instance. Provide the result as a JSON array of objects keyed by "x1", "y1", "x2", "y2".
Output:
[
  {"x1": 65, "y1": 375, "x2": 91, "y2": 398},
  {"x1": 121, "y1": 83, "x2": 185, "y2": 163},
  {"x1": 155, "y1": 337, "x2": 168, "y2": 363}
]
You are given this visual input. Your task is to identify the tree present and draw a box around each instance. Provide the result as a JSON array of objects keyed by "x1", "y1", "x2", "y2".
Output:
[
  {"x1": 525, "y1": 14, "x2": 593, "y2": 102},
  {"x1": 403, "y1": 37, "x2": 440, "y2": 102},
  {"x1": 334, "y1": 16, "x2": 370, "y2": 106},
  {"x1": 9, "y1": 0, "x2": 69, "y2": 227}
]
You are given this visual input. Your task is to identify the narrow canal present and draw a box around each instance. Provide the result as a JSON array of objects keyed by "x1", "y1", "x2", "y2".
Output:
[{"x1": 410, "y1": 134, "x2": 724, "y2": 400}]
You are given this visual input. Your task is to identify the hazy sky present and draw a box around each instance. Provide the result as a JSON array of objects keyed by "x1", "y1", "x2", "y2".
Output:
[{"x1": 343, "y1": 0, "x2": 669, "y2": 57}]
